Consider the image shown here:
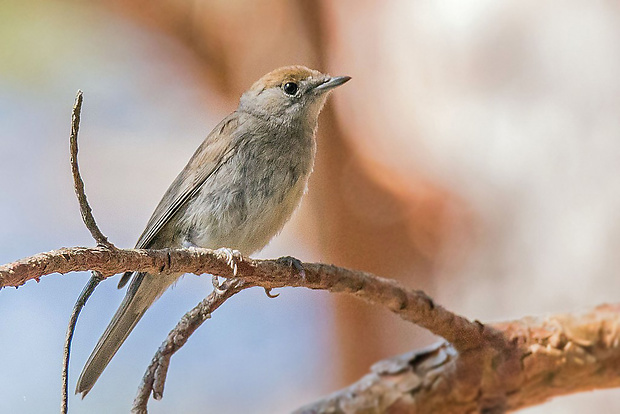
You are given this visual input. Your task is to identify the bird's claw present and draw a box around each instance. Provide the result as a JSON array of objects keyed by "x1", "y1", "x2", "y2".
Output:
[
  {"x1": 264, "y1": 287, "x2": 280, "y2": 299},
  {"x1": 216, "y1": 247, "x2": 242, "y2": 276},
  {"x1": 211, "y1": 248, "x2": 242, "y2": 294},
  {"x1": 276, "y1": 255, "x2": 306, "y2": 279}
]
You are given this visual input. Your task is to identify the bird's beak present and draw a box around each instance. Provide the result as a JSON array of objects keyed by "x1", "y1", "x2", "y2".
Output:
[{"x1": 314, "y1": 75, "x2": 351, "y2": 92}]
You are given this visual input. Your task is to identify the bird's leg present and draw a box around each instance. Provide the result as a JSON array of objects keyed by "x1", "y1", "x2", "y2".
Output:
[{"x1": 182, "y1": 241, "x2": 230, "y2": 294}]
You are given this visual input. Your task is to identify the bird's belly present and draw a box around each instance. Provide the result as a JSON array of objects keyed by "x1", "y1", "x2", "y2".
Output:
[{"x1": 182, "y1": 168, "x2": 309, "y2": 255}]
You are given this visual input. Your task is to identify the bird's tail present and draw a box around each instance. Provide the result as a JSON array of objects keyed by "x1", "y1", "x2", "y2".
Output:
[{"x1": 76, "y1": 272, "x2": 176, "y2": 397}]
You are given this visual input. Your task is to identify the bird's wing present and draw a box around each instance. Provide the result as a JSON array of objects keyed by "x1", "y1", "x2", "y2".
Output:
[{"x1": 135, "y1": 113, "x2": 241, "y2": 250}]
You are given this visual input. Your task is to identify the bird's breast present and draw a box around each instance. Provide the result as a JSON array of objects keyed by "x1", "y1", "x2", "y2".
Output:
[{"x1": 182, "y1": 128, "x2": 315, "y2": 255}]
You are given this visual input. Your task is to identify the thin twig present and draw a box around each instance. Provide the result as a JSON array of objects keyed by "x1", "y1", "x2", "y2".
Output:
[
  {"x1": 69, "y1": 90, "x2": 114, "y2": 249},
  {"x1": 62, "y1": 90, "x2": 113, "y2": 414},
  {"x1": 131, "y1": 278, "x2": 249, "y2": 413},
  {"x1": 61, "y1": 272, "x2": 104, "y2": 414}
]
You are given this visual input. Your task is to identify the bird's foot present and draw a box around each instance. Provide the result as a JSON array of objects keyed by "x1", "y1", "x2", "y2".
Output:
[
  {"x1": 211, "y1": 248, "x2": 243, "y2": 294},
  {"x1": 215, "y1": 247, "x2": 243, "y2": 276},
  {"x1": 276, "y1": 255, "x2": 306, "y2": 279}
]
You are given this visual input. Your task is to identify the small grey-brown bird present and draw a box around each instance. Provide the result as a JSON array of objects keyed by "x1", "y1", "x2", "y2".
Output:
[{"x1": 76, "y1": 66, "x2": 350, "y2": 396}]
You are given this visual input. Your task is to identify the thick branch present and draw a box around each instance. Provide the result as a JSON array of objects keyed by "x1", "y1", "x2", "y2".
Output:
[
  {"x1": 295, "y1": 304, "x2": 620, "y2": 413},
  {"x1": 0, "y1": 246, "x2": 484, "y2": 350},
  {"x1": 4, "y1": 250, "x2": 620, "y2": 412}
]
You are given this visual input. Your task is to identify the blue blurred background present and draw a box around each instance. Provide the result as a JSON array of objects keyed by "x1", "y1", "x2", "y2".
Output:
[
  {"x1": 0, "y1": 2, "x2": 336, "y2": 412},
  {"x1": 2, "y1": 0, "x2": 620, "y2": 412}
]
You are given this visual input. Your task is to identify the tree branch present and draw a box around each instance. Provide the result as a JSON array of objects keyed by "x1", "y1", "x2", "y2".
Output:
[
  {"x1": 62, "y1": 274, "x2": 103, "y2": 414},
  {"x1": 295, "y1": 304, "x2": 620, "y2": 413},
  {"x1": 0, "y1": 246, "x2": 486, "y2": 351},
  {"x1": 131, "y1": 277, "x2": 249, "y2": 414},
  {"x1": 4, "y1": 246, "x2": 620, "y2": 412}
]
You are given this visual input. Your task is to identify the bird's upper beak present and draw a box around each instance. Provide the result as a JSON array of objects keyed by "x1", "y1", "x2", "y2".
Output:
[{"x1": 314, "y1": 75, "x2": 351, "y2": 92}]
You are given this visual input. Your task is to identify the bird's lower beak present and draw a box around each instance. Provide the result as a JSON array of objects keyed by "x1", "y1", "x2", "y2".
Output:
[{"x1": 315, "y1": 76, "x2": 351, "y2": 92}]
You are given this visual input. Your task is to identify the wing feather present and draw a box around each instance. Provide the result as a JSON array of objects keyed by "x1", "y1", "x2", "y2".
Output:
[{"x1": 134, "y1": 113, "x2": 240, "y2": 249}]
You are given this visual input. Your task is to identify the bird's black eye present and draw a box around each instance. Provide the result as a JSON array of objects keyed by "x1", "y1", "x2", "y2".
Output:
[{"x1": 282, "y1": 82, "x2": 299, "y2": 96}]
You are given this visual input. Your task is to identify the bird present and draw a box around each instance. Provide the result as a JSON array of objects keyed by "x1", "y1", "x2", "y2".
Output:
[{"x1": 75, "y1": 65, "x2": 350, "y2": 396}]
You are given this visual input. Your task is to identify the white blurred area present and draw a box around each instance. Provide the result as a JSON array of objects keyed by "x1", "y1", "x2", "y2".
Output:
[
  {"x1": 331, "y1": 1, "x2": 620, "y2": 315},
  {"x1": 328, "y1": 2, "x2": 620, "y2": 411},
  {"x1": 2, "y1": 0, "x2": 620, "y2": 413}
]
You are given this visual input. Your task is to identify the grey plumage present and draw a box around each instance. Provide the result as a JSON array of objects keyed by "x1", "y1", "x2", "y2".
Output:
[{"x1": 76, "y1": 66, "x2": 350, "y2": 397}]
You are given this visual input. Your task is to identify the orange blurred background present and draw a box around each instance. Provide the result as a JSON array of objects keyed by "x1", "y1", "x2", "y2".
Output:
[{"x1": 2, "y1": 1, "x2": 620, "y2": 413}]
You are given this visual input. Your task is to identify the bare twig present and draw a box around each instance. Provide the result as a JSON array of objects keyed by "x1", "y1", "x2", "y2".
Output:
[
  {"x1": 0, "y1": 246, "x2": 485, "y2": 351},
  {"x1": 3, "y1": 248, "x2": 620, "y2": 413},
  {"x1": 131, "y1": 278, "x2": 249, "y2": 413},
  {"x1": 62, "y1": 90, "x2": 111, "y2": 414},
  {"x1": 69, "y1": 90, "x2": 114, "y2": 249},
  {"x1": 61, "y1": 273, "x2": 104, "y2": 414}
]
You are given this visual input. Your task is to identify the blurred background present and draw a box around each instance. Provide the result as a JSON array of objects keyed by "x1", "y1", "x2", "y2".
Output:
[{"x1": 2, "y1": 0, "x2": 620, "y2": 412}]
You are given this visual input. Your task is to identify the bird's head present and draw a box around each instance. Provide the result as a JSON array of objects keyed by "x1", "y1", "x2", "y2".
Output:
[{"x1": 239, "y1": 65, "x2": 350, "y2": 127}]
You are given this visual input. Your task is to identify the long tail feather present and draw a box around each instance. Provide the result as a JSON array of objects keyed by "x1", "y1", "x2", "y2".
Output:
[{"x1": 76, "y1": 272, "x2": 176, "y2": 396}]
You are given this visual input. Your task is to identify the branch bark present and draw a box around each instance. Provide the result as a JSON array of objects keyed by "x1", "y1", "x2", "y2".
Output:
[
  {"x1": 63, "y1": 90, "x2": 110, "y2": 414},
  {"x1": 68, "y1": 90, "x2": 114, "y2": 249},
  {"x1": 0, "y1": 246, "x2": 485, "y2": 351},
  {"x1": 4, "y1": 247, "x2": 620, "y2": 412},
  {"x1": 295, "y1": 304, "x2": 620, "y2": 413},
  {"x1": 131, "y1": 277, "x2": 249, "y2": 413}
]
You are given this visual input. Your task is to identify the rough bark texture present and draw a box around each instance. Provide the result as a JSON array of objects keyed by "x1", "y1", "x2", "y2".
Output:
[{"x1": 296, "y1": 304, "x2": 620, "y2": 413}]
